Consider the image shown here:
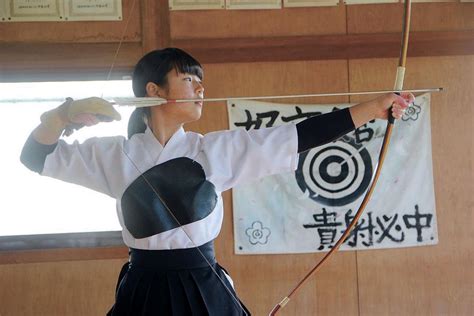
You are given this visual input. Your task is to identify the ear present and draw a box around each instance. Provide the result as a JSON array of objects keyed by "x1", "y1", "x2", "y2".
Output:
[{"x1": 145, "y1": 82, "x2": 164, "y2": 97}]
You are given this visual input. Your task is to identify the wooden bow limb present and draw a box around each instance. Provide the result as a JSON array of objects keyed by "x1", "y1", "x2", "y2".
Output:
[{"x1": 269, "y1": 1, "x2": 412, "y2": 315}]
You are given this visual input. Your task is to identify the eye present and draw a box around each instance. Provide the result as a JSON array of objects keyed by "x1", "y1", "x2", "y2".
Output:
[{"x1": 184, "y1": 77, "x2": 192, "y2": 82}]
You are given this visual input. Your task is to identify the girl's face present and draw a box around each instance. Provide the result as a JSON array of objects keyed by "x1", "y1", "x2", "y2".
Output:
[{"x1": 149, "y1": 70, "x2": 204, "y2": 124}]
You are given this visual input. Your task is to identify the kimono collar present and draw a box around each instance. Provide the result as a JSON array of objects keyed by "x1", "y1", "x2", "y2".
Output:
[{"x1": 143, "y1": 126, "x2": 186, "y2": 160}]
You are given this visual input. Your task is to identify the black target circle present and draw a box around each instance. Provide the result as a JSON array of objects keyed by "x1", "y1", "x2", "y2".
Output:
[
  {"x1": 295, "y1": 140, "x2": 373, "y2": 206},
  {"x1": 318, "y1": 155, "x2": 348, "y2": 184}
]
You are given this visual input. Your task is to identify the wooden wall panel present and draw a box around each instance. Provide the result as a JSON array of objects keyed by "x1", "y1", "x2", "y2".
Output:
[
  {"x1": 347, "y1": 2, "x2": 474, "y2": 34},
  {"x1": 187, "y1": 59, "x2": 354, "y2": 134},
  {"x1": 171, "y1": 3, "x2": 474, "y2": 40},
  {"x1": 0, "y1": 0, "x2": 144, "y2": 81},
  {"x1": 349, "y1": 56, "x2": 474, "y2": 316},
  {"x1": 187, "y1": 60, "x2": 359, "y2": 315},
  {"x1": 0, "y1": 259, "x2": 126, "y2": 316},
  {"x1": 0, "y1": 0, "x2": 141, "y2": 44},
  {"x1": 170, "y1": 6, "x2": 346, "y2": 39},
  {"x1": 2, "y1": 2, "x2": 473, "y2": 80},
  {"x1": 0, "y1": 42, "x2": 142, "y2": 79}
]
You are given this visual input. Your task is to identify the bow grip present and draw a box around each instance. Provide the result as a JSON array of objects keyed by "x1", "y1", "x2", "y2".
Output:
[
  {"x1": 388, "y1": 93, "x2": 400, "y2": 124},
  {"x1": 390, "y1": 66, "x2": 406, "y2": 124}
]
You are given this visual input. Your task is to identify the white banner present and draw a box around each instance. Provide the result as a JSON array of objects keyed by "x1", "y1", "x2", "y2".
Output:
[{"x1": 228, "y1": 94, "x2": 438, "y2": 254}]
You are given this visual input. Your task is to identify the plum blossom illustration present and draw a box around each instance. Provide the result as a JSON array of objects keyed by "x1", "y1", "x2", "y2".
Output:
[
  {"x1": 246, "y1": 221, "x2": 271, "y2": 245},
  {"x1": 402, "y1": 102, "x2": 421, "y2": 121}
]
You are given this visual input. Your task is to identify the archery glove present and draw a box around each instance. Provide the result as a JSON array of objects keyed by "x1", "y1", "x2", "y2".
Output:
[{"x1": 40, "y1": 97, "x2": 121, "y2": 136}]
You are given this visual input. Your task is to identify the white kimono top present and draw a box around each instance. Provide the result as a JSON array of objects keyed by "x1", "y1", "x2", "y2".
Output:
[{"x1": 40, "y1": 125, "x2": 299, "y2": 250}]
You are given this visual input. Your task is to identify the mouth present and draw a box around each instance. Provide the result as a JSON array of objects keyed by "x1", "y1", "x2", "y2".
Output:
[{"x1": 194, "y1": 100, "x2": 203, "y2": 107}]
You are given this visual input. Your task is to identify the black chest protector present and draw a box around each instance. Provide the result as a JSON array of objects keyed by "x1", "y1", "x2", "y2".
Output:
[{"x1": 121, "y1": 157, "x2": 218, "y2": 239}]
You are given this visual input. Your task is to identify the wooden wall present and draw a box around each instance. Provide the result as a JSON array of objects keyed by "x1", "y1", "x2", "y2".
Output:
[{"x1": 0, "y1": 1, "x2": 473, "y2": 315}]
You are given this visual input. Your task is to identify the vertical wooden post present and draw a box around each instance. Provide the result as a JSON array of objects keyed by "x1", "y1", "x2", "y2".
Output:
[{"x1": 141, "y1": 0, "x2": 171, "y2": 54}]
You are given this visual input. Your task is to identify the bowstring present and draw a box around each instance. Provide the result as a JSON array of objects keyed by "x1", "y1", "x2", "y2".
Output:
[
  {"x1": 100, "y1": 0, "x2": 138, "y2": 98},
  {"x1": 104, "y1": 1, "x2": 247, "y2": 314},
  {"x1": 122, "y1": 150, "x2": 247, "y2": 315}
]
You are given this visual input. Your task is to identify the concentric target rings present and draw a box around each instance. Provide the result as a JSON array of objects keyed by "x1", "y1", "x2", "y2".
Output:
[{"x1": 296, "y1": 139, "x2": 373, "y2": 206}]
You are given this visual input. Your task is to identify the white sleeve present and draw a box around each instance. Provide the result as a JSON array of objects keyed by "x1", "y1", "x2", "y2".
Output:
[
  {"x1": 201, "y1": 123, "x2": 299, "y2": 192},
  {"x1": 41, "y1": 136, "x2": 126, "y2": 198}
]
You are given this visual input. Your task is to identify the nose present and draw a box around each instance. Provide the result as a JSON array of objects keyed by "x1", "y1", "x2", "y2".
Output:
[{"x1": 195, "y1": 81, "x2": 204, "y2": 96}]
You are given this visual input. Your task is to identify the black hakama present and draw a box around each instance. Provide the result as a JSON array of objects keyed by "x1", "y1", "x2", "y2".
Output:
[{"x1": 107, "y1": 242, "x2": 250, "y2": 316}]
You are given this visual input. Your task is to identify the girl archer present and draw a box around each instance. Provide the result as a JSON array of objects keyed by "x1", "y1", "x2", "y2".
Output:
[{"x1": 21, "y1": 47, "x2": 413, "y2": 315}]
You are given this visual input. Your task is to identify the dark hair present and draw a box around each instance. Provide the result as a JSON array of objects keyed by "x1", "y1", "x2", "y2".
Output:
[{"x1": 128, "y1": 48, "x2": 203, "y2": 138}]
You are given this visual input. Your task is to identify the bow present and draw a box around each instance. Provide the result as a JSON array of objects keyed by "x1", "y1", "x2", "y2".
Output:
[{"x1": 269, "y1": 1, "x2": 412, "y2": 314}]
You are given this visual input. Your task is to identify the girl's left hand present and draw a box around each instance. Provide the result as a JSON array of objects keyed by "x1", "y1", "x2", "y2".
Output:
[{"x1": 374, "y1": 92, "x2": 415, "y2": 120}]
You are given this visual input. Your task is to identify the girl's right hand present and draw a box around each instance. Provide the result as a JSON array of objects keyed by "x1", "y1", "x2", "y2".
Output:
[{"x1": 42, "y1": 97, "x2": 121, "y2": 136}]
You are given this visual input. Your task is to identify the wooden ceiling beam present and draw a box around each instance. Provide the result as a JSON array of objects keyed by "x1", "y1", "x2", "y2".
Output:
[
  {"x1": 0, "y1": 42, "x2": 142, "y2": 82},
  {"x1": 0, "y1": 30, "x2": 472, "y2": 82},
  {"x1": 173, "y1": 31, "x2": 474, "y2": 64}
]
